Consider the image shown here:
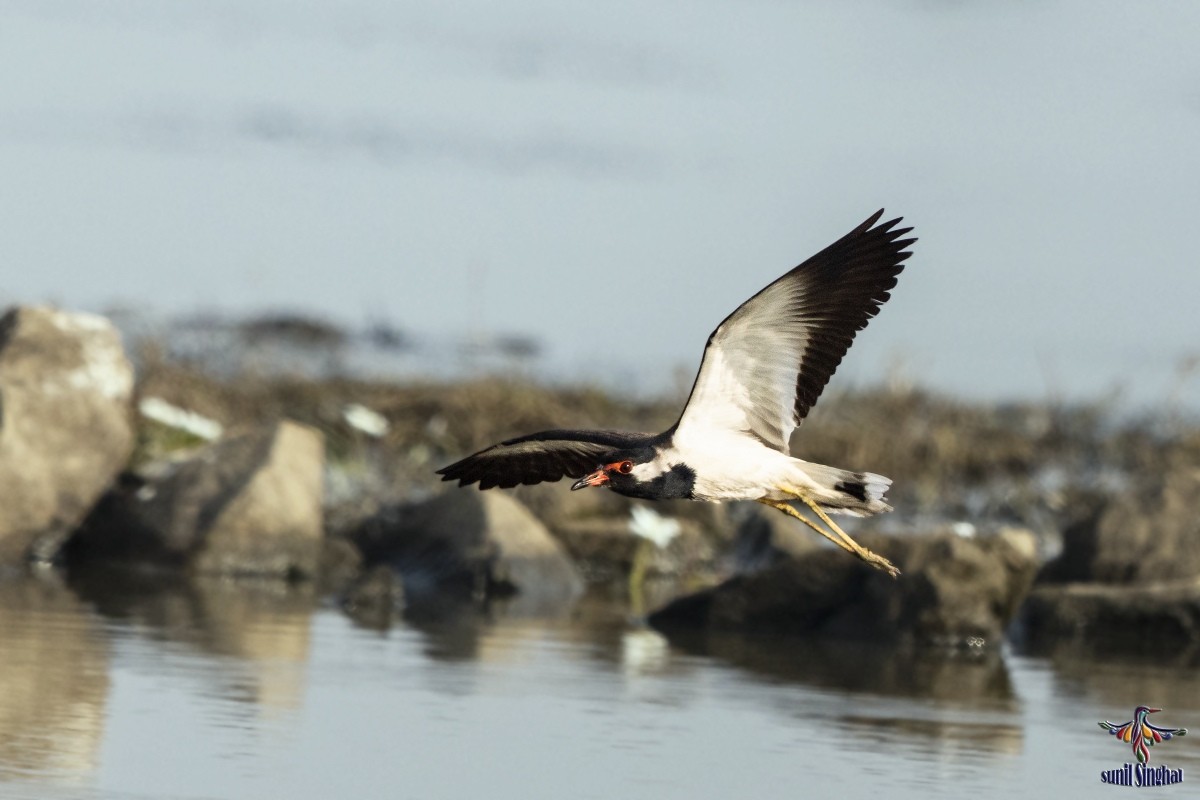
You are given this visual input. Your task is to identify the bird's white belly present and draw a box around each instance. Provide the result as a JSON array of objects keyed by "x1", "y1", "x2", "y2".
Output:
[{"x1": 663, "y1": 431, "x2": 806, "y2": 502}]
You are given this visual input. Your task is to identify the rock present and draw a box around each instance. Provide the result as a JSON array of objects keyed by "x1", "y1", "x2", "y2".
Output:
[
  {"x1": 511, "y1": 480, "x2": 629, "y2": 529},
  {"x1": 649, "y1": 529, "x2": 1038, "y2": 648},
  {"x1": 513, "y1": 481, "x2": 726, "y2": 585},
  {"x1": 727, "y1": 501, "x2": 823, "y2": 572},
  {"x1": 1039, "y1": 469, "x2": 1200, "y2": 585},
  {"x1": 350, "y1": 490, "x2": 583, "y2": 608},
  {"x1": 1020, "y1": 580, "x2": 1200, "y2": 655},
  {"x1": 0, "y1": 307, "x2": 135, "y2": 565},
  {"x1": 68, "y1": 421, "x2": 325, "y2": 578},
  {"x1": 315, "y1": 537, "x2": 364, "y2": 597},
  {"x1": 554, "y1": 512, "x2": 714, "y2": 583}
]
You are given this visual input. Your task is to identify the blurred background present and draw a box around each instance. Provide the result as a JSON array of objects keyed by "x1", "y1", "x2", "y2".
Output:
[
  {"x1": 3, "y1": 0, "x2": 1198, "y2": 406},
  {"x1": 2, "y1": 2, "x2": 1199, "y2": 799}
]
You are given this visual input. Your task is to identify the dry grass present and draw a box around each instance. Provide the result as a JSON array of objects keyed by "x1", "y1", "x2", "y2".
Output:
[{"x1": 131, "y1": 351, "x2": 1200, "y2": 536}]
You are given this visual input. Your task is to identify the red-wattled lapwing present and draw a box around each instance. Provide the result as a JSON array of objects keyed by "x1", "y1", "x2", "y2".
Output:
[{"x1": 438, "y1": 210, "x2": 915, "y2": 577}]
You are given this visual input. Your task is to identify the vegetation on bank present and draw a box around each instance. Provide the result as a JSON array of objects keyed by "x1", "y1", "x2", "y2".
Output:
[{"x1": 132, "y1": 349, "x2": 1200, "y2": 542}]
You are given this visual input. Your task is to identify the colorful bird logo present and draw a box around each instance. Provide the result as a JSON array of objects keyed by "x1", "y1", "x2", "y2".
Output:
[{"x1": 1099, "y1": 706, "x2": 1188, "y2": 764}]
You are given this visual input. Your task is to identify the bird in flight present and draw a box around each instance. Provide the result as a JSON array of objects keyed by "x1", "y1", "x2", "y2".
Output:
[
  {"x1": 1099, "y1": 706, "x2": 1188, "y2": 764},
  {"x1": 439, "y1": 210, "x2": 915, "y2": 576}
]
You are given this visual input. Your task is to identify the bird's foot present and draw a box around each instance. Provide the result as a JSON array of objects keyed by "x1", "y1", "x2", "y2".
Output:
[{"x1": 858, "y1": 548, "x2": 901, "y2": 578}]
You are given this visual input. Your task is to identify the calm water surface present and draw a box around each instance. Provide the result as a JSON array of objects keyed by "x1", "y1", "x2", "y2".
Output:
[{"x1": 0, "y1": 573, "x2": 1196, "y2": 799}]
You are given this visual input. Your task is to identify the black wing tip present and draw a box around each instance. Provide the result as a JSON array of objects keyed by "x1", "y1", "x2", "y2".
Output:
[
  {"x1": 435, "y1": 459, "x2": 460, "y2": 478},
  {"x1": 435, "y1": 460, "x2": 480, "y2": 487},
  {"x1": 861, "y1": 210, "x2": 917, "y2": 239},
  {"x1": 860, "y1": 213, "x2": 917, "y2": 264},
  {"x1": 862, "y1": 208, "x2": 886, "y2": 228}
]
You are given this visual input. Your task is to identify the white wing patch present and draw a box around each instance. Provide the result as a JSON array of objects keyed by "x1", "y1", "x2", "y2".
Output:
[
  {"x1": 675, "y1": 278, "x2": 811, "y2": 453},
  {"x1": 671, "y1": 210, "x2": 912, "y2": 459}
]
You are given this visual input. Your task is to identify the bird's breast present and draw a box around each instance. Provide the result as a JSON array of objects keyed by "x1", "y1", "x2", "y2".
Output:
[{"x1": 662, "y1": 435, "x2": 795, "y2": 502}]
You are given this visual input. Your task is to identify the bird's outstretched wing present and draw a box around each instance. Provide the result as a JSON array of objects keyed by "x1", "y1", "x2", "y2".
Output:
[
  {"x1": 673, "y1": 210, "x2": 915, "y2": 453},
  {"x1": 437, "y1": 429, "x2": 653, "y2": 489}
]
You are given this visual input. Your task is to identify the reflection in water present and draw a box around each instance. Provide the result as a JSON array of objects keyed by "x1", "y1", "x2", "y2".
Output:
[
  {"x1": 399, "y1": 586, "x2": 583, "y2": 662},
  {"x1": 659, "y1": 627, "x2": 1016, "y2": 703},
  {"x1": 621, "y1": 629, "x2": 671, "y2": 678},
  {"x1": 1021, "y1": 640, "x2": 1200, "y2": 719},
  {"x1": 3, "y1": 572, "x2": 1200, "y2": 798},
  {"x1": 0, "y1": 574, "x2": 109, "y2": 783},
  {"x1": 838, "y1": 714, "x2": 1023, "y2": 760},
  {"x1": 68, "y1": 566, "x2": 317, "y2": 712},
  {"x1": 651, "y1": 627, "x2": 1025, "y2": 758}
]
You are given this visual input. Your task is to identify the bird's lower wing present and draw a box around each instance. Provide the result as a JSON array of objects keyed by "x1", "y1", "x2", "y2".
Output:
[{"x1": 437, "y1": 429, "x2": 651, "y2": 490}]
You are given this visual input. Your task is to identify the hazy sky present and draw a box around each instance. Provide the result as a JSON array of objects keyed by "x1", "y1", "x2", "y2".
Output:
[{"x1": 2, "y1": 1, "x2": 1198, "y2": 407}]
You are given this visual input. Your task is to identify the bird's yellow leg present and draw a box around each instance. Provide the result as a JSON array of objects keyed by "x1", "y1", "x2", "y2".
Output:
[
  {"x1": 765, "y1": 490, "x2": 901, "y2": 578},
  {"x1": 787, "y1": 489, "x2": 865, "y2": 551},
  {"x1": 757, "y1": 498, "x2": 852, "y2": 552}
]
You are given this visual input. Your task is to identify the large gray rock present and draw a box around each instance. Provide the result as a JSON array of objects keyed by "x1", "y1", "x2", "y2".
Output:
[
  {"x1": 70, "y1": 420, "x2": 325, "y2": 577},
  {"x1": 727, "y1": 501, "x2": 823, "y2": 572},
  {"x1": 553, "y1": 513, "x2": 715, "y2": 583},
  {"x1": 0, "y1": 307, "x2": 134, "y2": 565},
  {"x1": 649, "y1": 529, "x2": 1038, "y2": 648},
  {"x1": 1039, "y1": 469, "x2": 1200, "y2": 585},
  {"x1": 1020, "y1": 580, "x2": 1200, "y2": 655},
  {"x1": 351, "y1": 490, "x2": 584, "y2": 609}
]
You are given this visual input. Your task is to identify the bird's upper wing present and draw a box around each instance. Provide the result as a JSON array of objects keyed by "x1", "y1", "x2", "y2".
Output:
[
  {"x1": 672, "y1": 209, "x2": 915, "y2": 453},
  {"x1": 437, "y1": 429, "x2": 653, "y2": 489}
]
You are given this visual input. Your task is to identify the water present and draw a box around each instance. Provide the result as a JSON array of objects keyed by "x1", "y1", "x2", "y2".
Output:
[{"x1": 1, "y1": 573, "x2": 1196, "y2": 799}]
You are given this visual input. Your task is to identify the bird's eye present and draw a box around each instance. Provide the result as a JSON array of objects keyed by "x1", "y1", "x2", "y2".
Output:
[{"x1": 617, "y1": 461, "x2": 633, "y2": 474}]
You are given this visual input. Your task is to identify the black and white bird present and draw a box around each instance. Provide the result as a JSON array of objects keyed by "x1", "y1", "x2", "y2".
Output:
[{"x1": 438, "y1": 210, "x2": 915, "y2": 577}]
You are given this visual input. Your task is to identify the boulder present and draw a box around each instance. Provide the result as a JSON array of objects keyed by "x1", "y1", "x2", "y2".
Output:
[
  {"x1": 727, "y1": 501, "x2": 823, "y2": 572},
  {"x1": 511, "y1": 480, "x2": 629, "y2": 530},
  {"x1": 551, "y1": 518, "x2": 636, "y2": 581},
  {"x1": 649, "y1": 529, "x2": 1038, "y2": 648},
  {"x1": 553, "y1": 512, "x2": 715, "y2": 583},
  {"x1": 0, "y1": 307, "x2": 134, "y2": 565},
  {"x1": 68, "y1": 420, "x2": 325, "y2": 578},
  {"x1": 1039, "y1": 468, "x2": 1200, "y2": 585},
  {"x1": 315, "y1": 537, "x2": 365, "y2": 597},
  {"x1": 350, "y1": 490, "x2": 583, "y2": 608},
  {"x1": 1020, "y1": 580, "x2": 1200, "y2": 655}
]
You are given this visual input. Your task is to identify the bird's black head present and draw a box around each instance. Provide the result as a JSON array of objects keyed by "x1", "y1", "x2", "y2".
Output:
[{"x1": 570, "y1": 448, "x2": 695, "y2": 500}]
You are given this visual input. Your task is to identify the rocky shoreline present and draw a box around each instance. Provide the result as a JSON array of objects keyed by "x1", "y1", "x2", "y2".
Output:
[{"x1": 3, "y1": 305, "x2": 1198, "y2": 656}]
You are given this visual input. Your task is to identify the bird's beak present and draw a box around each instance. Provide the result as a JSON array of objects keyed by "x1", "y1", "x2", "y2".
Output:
[
  {"x1": 1147, "y1": 708, "x2": 1162, "y2": 714},
  {"x1": 571, "y1": 468, "x2": 609, "y2": 491}
]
